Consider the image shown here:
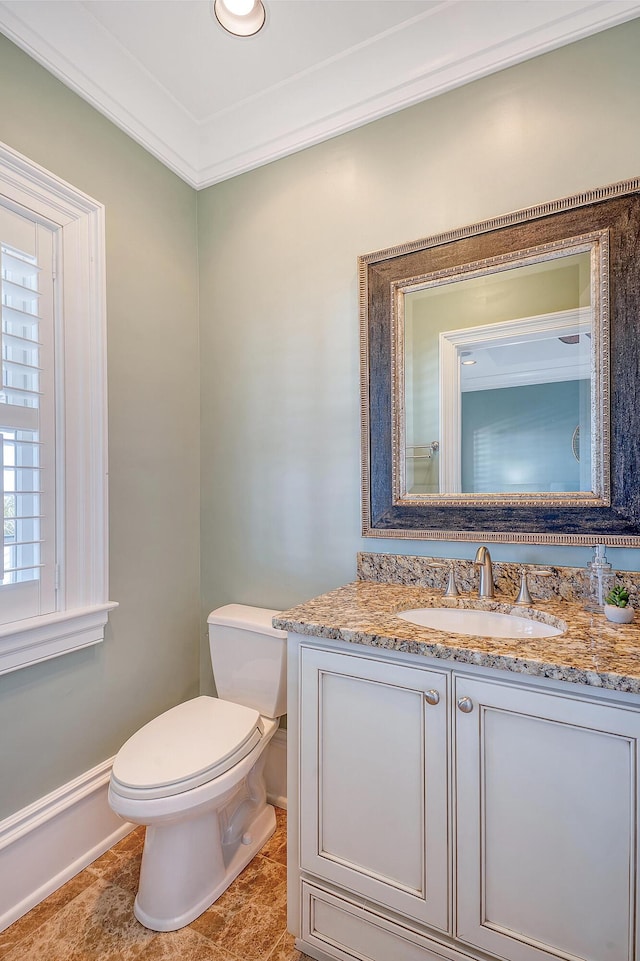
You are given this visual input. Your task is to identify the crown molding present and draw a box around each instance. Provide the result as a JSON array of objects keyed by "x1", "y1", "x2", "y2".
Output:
[
  {"x1": 1, "y1": 0, "x2": 640, "y2": 190},
  {"x1": 0, "y1": 0, "x2": 201, "y2": 186}
]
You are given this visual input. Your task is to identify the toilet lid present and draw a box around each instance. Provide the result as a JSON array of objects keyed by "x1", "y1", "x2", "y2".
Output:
[{"x1": 111, "y1": 696, "x2": 263, "y2": 798}]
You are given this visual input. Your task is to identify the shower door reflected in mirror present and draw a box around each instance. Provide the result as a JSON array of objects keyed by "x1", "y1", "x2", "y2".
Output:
[{"x1": 398, "y1": 240, "x2": 607, "y2": 506}]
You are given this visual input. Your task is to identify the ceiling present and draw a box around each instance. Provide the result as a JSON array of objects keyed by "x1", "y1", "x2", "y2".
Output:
[{"x1": 1, "y1": 0, "x2": 639, "y2": 189}]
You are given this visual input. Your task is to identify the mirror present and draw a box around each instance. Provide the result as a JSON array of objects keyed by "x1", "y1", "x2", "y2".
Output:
[
  {"x1": 360, "y1": 178, "x2": 640, "y2": 545},
  {"x1": 398, "y1": 242, "x2": 605, "y2": 502}
]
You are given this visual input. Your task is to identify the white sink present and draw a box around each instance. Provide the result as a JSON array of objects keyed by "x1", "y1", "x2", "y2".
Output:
[{"x1": 397, "y1": 607, "x2": 563, "y2": 638}]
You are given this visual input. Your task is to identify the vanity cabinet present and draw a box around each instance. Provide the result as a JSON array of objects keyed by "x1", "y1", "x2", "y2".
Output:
[
  {"x1": 291, "y1": 638, "x2": 640, "y2": 961},
  {"x1": 454, "y1": 674, "x2": 639, "y2": 961},
  {"x1": 299, "y1": 646, "x2": 449, "y2": 931}
]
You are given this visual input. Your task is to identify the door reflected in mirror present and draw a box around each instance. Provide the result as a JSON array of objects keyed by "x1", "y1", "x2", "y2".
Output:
[{"x1": 397, "y1": 239, "x2": 608, "y2": 506}]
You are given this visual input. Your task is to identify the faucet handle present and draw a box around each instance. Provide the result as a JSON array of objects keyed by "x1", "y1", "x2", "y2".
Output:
[
  {"x1": 514, "y1": 569, "x2": 532, "y2": 606},
  {"x1": 422, "y1": 560, "x2": 460, "y2": 597},
  {"x1": 443, "y1": 561, "x2": 460, "y2": 597},
  {"x1": 514, "y1": 568, "x2": 553, "y2": 606}
]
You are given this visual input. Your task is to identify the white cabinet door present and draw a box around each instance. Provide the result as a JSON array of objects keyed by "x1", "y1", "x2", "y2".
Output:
[
  {"x1": 299, "y1": 645, "x2": 450, "y2": 931},
  {"x1": 455, "y1": 675, "x2": 640, "y2": 961}
]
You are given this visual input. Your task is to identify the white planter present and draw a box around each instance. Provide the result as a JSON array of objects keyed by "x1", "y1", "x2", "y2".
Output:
[{"x1": 604, "y1": 603, "x2": 634, "y2": 624}]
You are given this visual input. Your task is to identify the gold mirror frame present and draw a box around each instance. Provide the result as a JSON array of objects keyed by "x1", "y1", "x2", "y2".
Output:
[
  {"x1": 392, "y1": 231, "x2": 609, "y2": 508},
  {"x1": 360, "y1": 177, "x2": 640, "y2": 545}
]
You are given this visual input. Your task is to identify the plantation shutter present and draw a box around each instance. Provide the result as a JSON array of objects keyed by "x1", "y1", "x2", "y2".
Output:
[{"x1": 0, "y1": 203, "x2": 56, "y2": 626}]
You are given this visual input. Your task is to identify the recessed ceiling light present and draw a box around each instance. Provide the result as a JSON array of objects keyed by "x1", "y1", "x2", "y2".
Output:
[
  {"x1": 461, "y1": 359, "x2": 477, "y2": 366},
  {"x1": 212, "y1": 0, "x2": 266, "y2": 37}
]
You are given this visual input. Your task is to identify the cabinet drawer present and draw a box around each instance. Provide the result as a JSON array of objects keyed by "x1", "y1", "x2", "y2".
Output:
[{"x1": 301, "y1": 882, "x2": 465, "y2": 961}]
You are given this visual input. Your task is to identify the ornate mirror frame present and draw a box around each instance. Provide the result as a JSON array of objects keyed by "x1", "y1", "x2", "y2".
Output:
[{"x1": 360, "y1": 178, "x2": 640, "y2": 545}]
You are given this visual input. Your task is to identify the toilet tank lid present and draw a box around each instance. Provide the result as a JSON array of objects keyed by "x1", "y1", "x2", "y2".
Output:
[{"x1": 207, "y1": 603, "x2": 286, "y2": 638}]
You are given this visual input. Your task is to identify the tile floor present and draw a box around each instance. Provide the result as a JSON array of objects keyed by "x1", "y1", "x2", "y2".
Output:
[{"x1": 0, "y1": 807, "x2": 309, "y2": 961}]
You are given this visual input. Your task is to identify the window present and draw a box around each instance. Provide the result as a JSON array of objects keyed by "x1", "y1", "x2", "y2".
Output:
[
  {"x1": 0, "y1": 141, "x2": 115, "y2": 674},
  {"x1": 1, "y1": 211, "x2": 55, "y2": 625}
]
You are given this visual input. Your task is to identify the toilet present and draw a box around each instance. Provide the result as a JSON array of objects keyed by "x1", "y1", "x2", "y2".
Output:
[{"x1": 108, "y1": 604, "x2": 287, "y2": 932}]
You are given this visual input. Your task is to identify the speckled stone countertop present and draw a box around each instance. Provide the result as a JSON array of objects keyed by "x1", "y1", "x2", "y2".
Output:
[{"x1": 273, "y1": 577, "x2": 640, "y2": 695}]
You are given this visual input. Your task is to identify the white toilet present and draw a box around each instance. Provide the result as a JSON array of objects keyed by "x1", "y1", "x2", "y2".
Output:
[{"x1": 108, "y1": 604, "x2": 287, "y2": 932}]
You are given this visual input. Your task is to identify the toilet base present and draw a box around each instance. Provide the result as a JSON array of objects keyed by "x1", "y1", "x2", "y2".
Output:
[{"x1": 132, "y1": 755, "x2": 276, "y2": 931}]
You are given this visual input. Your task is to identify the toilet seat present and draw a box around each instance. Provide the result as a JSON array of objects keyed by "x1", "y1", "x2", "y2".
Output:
[{"x1": 110, "y1": 696, "x2": 264, "y2": 800}]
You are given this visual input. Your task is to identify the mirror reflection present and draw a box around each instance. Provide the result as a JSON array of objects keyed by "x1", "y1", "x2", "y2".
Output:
[
  {"x1": 400, "y1": 246, "x2": 600, "y2": 501},
  {"x1": 362, "y1": 179, "x2": 640, "y2": 543}
]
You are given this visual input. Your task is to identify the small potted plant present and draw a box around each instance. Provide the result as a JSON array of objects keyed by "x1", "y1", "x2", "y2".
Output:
[{"x1": 604, "y1": 585, "x2": 634, "y2": 624}]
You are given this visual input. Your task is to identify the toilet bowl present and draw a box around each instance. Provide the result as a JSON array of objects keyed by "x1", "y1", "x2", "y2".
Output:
[{"x1": 108, "y1": 604, "x2": 287, "y2": 932}]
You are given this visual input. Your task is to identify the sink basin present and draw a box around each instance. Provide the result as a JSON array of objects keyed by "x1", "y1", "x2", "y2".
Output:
[{"x1": 397, "y1": 607, "x2": 563, "y2": 638}]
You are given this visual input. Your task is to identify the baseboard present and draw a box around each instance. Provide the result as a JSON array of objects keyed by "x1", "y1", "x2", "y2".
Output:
[
  {"x1": 265, "y1": 728, "x2": 287, "y2": 810},
  {"x1": 0, "y1": 757, "x2": 133, "y2": 932}
]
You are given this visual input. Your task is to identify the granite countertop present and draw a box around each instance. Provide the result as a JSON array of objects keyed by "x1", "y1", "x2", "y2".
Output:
[{"x1": 273, "y1": 580, "x2": 640, "y2": 694}]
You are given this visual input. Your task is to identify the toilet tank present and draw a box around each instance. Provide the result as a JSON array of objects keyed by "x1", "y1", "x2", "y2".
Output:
[{"x1": 207, "y1": 604, "x2": 287, "y2": 718}]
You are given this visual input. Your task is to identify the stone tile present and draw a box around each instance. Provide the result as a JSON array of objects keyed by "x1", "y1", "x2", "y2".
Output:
[
  {"x1": 2, "y1": 879, "x2": 155, "y2": 961},
  {"x1": 191, "y1": 859, "x2": 288, "y2": 960},
  {"x1": 266, "y1": 930, "x2": 311, "y2": 961},
  {"x1": 85, "y1": 829, "x2": 143, "y2": 897},
  {"x1": 137, "y1": 926, "x2": 237, "y2": 960},
  {"x1": 205, "y1": 855, "x2": 287, "y2": 923},
  {"x1": 230, "y1": 854, "x2": 287, "y2": 907},
  {"x1": 112, "y1": 826, "x2": 145, "y2": 857},
  {"x1": 87, "y1": 827, "x2": 144, "y2": 881},
  {"x1": 260, "y1": 806, "x2": 287, "y2": 866},
  {"x1": 87, "y1": 846, "x2": 142, "y2": 897},
  {"x1": 0, "y1": 872, "x2": 97, "y2": 955},
  {"x1": 207, "y1": 899, "x2": 287, "y2": 961},
  {"x1": 86, "y1": 847, "x2": 121, "y2": 874}
]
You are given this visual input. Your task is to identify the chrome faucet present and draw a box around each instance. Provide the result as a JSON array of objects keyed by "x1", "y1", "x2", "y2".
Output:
[{"x1": 474, "y1": 545, "x2": 494, "y2": 598}]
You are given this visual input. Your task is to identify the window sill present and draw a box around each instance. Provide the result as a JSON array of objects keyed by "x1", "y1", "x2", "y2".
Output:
[{"x1": 0, "y1": 603, "x2": 119, "y2": 676}]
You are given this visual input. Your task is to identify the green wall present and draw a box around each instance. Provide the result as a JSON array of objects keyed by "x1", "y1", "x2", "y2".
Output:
[
  {"x1": 2, "y1": 18, "x2": 640, "y2": 817},
  {"x1": 0, "y1": 35, "x2": 201, "y2": 818},
  {"x1": 197, "y1": 19, "x2": 640, "y2": 689}
]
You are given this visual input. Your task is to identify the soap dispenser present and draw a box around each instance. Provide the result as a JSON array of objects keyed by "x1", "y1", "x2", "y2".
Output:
[{"x1": 585, "y1": 544, "x2": 614, "y2": 611}]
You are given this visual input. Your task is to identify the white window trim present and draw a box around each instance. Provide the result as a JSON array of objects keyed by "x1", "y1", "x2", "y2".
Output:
[{"x1": 0, "y1": 140, "x2": 116, "y2": 675}]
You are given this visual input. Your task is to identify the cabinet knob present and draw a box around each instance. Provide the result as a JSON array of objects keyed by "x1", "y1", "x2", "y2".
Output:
[
  {"x1": 424, "y1": 689, "x2": 440, "y2": 706},
  {"x1": 457, "y1": 696, "x2": 474, "y2": 713}
]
